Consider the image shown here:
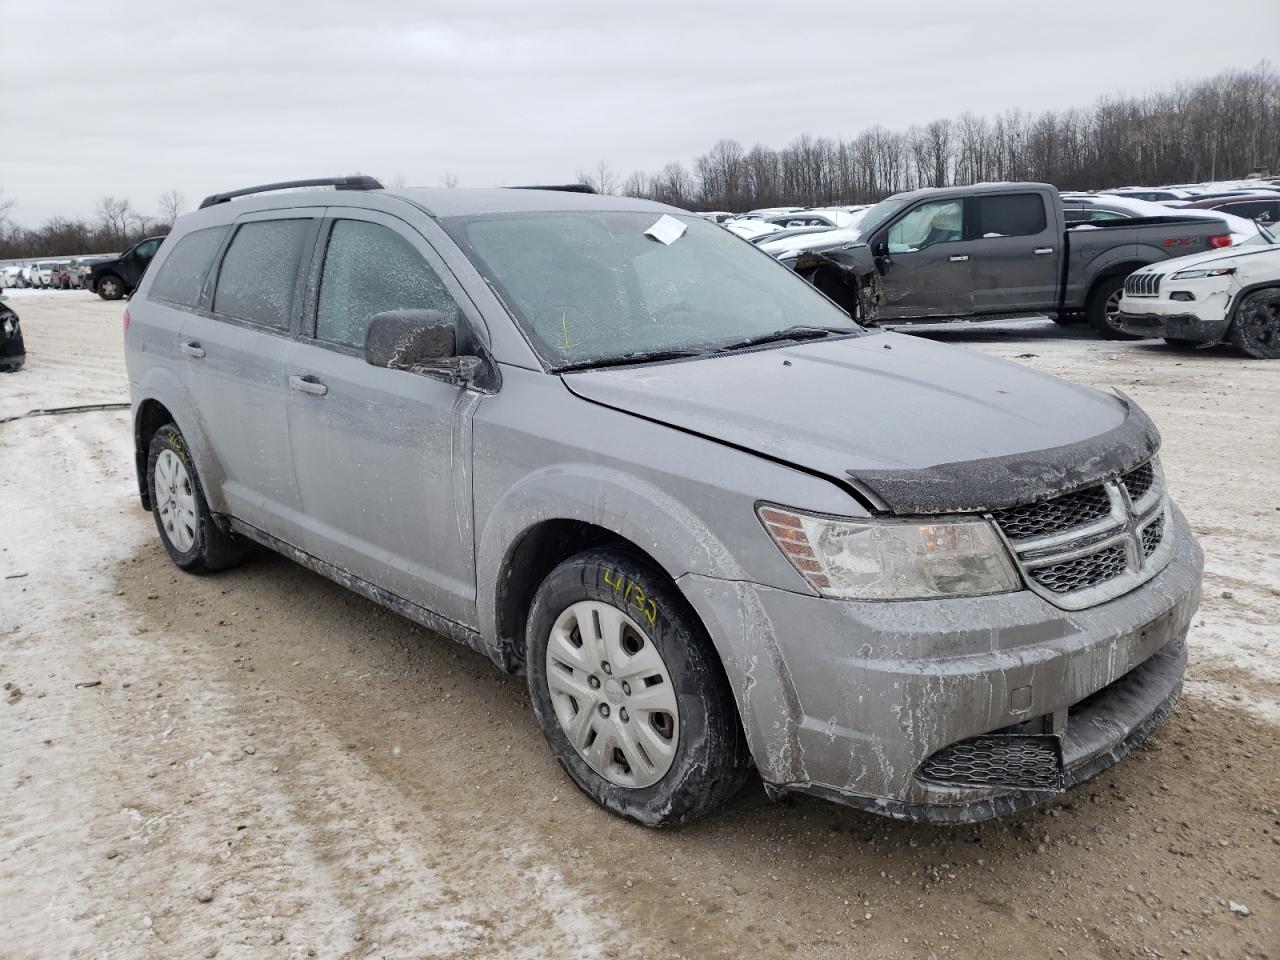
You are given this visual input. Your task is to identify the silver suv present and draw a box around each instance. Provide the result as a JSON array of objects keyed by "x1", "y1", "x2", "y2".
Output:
[{"x1": 125, "y1": 176, "x2": 1203, "y2": 827}]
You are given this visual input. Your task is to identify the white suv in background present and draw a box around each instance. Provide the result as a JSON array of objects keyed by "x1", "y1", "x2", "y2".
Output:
[{"x1": 1117, "y1": 226, "x2": 1280, "y2": 357}]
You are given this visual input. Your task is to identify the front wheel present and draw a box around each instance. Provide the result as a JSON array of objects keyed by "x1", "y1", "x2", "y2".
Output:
[
  {"x1": 1086, "y1": 275, "x2": 1141, "y2": 340},
  {"x1": 525, "y1": 548, "x2": 752, "y2": 826},
  {"x1": 147, "y1": 424, "x2": 245, "y2": 573},
  {"x1": 1228, "y1": 287, "x2": 1280, "y2": 359}
]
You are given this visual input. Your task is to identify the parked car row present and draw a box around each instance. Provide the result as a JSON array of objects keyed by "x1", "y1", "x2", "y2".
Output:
[{"x1": 0, "y1": 254, "x2": 120, "y2": 290}]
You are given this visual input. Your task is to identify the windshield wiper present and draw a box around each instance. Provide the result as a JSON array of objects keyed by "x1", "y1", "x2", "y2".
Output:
[
  {"x1": 713, "y1": 325, "x2": 848, "y2": 353},
  {"x1": 555, "y1": 348, "x2": 704, "y2": 373}
]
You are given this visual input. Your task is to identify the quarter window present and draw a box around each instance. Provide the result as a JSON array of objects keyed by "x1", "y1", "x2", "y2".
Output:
[
  {"x1": 975, "y1": 194, "x2": 1048, "y2": 237},
  {"x1": 213, "y1": 219, "x2": 313, "y2": 330},
  {"x1": 887, "y1": 200, "x2": 963, "y2": 253},
  {"x1": 316, "y1": 219, "x2": 459, "y2": 350},
  {"x1": 148, "y1": 226, "x2": 228, "y2": 308}
]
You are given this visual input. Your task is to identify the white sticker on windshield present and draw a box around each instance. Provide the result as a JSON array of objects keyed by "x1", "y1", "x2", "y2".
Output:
[{"x1": 644, "y1": 214, "x2": 688, "y2": 245}]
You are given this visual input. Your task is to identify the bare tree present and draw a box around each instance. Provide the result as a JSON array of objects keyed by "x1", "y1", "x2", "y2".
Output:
[
  {"x1": 440, "y1": 172, "x2": 460, "y2": 189},
  {"x1": 158, "y1": 189, "x2": 185, "y2": 225},
  {"x1": 95, "y1": 196, "x2": 134, "y2": 243},
  {"x1": 576, "y1": 160, "x2": 618, "y2": 195},
  {"x1": 387, "y1": 173, "x2": 409, "y2": 189},
  {"x1": 0, "y1": 187, "x2": 15, "y2": 236}
]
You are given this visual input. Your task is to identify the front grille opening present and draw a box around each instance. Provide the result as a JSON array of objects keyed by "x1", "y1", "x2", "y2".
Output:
[
  {"x1": 1141, "y1": 514, "x2": 1165, "y2": 558},
  {"x1": 1123, "y1": 462, "x2": 1155, "y2": 502},
  {"x1": 991, "y1": 486, "x2": 1112, "y2": 541},
  {"x1": 1030, "y1": 544, "x2": 1128, "y2": 594},
  {"x1": 918, "y1": 735, "x2": 1063, "y2": 791}
]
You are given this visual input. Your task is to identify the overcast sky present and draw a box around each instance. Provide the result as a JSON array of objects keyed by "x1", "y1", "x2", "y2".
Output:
[{"x1": 2, "y1": 0, "x2": 1277, "y2": 225}]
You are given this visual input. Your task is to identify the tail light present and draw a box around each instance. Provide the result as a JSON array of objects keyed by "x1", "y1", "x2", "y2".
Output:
[
  {"x1": 122, "y1": 306, "x2": 131, "y2": 335},
  {"x1": 1208, "y1": 234, "x2": 1232, "y2": 249}
]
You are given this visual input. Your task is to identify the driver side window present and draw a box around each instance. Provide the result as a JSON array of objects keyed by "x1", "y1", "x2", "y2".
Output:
[
  {"x1": 887, "y1": 200, "x2": 963, "y2": 253},
  {"x1": 134, "y1": 239, "x2": 161, "y2": 260}
]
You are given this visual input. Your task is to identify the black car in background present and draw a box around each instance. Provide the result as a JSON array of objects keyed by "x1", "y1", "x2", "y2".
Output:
[
  {"x1": 1, "y1": 298, "x2": 24, "y2": 372},
  {"x1": 89, "y1": 236, "x2": 164, "y2": 300}
]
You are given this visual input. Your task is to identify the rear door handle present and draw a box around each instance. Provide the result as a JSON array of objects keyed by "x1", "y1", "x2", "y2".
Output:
[
  {"x1": 1033, "y1": 247, "x2": 1055, "y2": 255},
  {"x1": 289, "y1": 374, "x2": 328, "y2": 397},
  {"x1": 180, "y1": 341, "x2": 205, "y2": 358},
  {"x1": 948, "y1": 255, "x2": 969, "y2": 262}
]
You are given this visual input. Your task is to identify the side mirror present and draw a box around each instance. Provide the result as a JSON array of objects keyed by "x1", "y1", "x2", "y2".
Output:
[
  {"x1": 872, "y1": 238, "x2": 889, "y2": 257},
  {"x1": 363, "y1": 308, "x2": 482, "y2": 386}
]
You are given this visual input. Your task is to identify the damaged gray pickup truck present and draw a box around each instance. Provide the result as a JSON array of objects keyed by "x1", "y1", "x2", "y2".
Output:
[
  {"x1": 125, "y1": 176, "x2": 1203, "y2": 827},
  {"x1": 785, "y1": 182, "x2": 1234, "y2": 339}
]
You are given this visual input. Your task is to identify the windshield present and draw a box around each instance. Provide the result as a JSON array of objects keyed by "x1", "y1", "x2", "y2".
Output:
[
  {"x1": 1258, "y1": 222, "x2": 1278, "y2": 244},
  {"x1": 446, "y1": 211, "x2": 859, "y2": 368},
  {"x1": 847, "y1": 196, "x2": 912, "y2": 243}
]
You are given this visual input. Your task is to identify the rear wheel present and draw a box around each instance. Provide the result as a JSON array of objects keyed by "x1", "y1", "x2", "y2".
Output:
[
  {"x1": 1228, "y1": 287, "x2": 1280, "y2": 359},
  {"x1": 1086, "y1": 275, "x2": 1141, "y2": 340},
  {"x1": 525, "y1": 547, "x2": 752, "y2": 826},
  {"x1": 97, "y1": 274, "x2": 124, "y2": 300},
  {"x1": 147, "y1": 424, "x2": 245, "y2": 573}
]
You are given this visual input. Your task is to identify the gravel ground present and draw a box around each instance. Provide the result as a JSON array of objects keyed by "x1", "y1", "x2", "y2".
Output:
[{"x1": 2, "y1": 292, "x2": 1277, "y2": 960}]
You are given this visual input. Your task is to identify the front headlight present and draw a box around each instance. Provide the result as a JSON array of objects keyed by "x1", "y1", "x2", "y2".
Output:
[
  {"x1": 1171, "y1": 265, "x2": 1236, "y2": 280},
  {"x1": 758, "y1": 506, "x2": 1021, "y2": 600}
]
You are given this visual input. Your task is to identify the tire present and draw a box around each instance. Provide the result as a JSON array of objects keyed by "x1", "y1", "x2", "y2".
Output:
[
  {"x1": 97, "y1": 274, "x2": 124, "y2": 300},
  {"x1": 1051, "y1": 312, "x2": 1085, "y2": 327},
  {"x1": 1228, "y1": 287, "x2": 1280, "y2": 359},
  {"x1": 146, "y1": 423, "x2": 245, "y2": 573},
  {"x1": 1086, "y1": 275, "x2": 1141, "y2": 340},
  {"x1": 525, "y1": 547, "x2": 752, "y2": 827}
]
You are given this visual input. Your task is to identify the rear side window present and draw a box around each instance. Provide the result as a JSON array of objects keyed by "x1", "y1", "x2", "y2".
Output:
[
  {"x1": 975, "y1": 194, "x2": 1048, "y2": 237},
  {"x1": 148, "y1": 227, "x2": 227, "y2": 308},
  {"x1": 1222, "y1": 200, "x2": 1276, "y2": 222},
  {"x1": 213, "y1": 219, "x2": 312, "y2": 330},
  {"x1": 316, "y1": 219, "x2": 459, "y2": 349}
]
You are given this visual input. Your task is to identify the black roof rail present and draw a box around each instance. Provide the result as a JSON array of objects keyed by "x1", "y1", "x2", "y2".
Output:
[
  {"x1": 506, "y1": 183, "x2": 597, "y2": 194},
  {"x1": 198, "y1": 175, "x2": 384, "y2": 210}
]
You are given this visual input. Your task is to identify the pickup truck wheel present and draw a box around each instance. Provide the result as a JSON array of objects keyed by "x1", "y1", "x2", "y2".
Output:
[
  {"x1": 525, "y1": 548, "x2": 752, "y2": 827},
  {"x1": 147, "y1": 424, "x2": 246, "y2": 573},
  {"x1": 1228, "y1": 287, "x2": 1280, "y2": 359},
  {"x1": 1086, "y1": 275, "x2": 1141, "y2": 340},
  {"x1": 97, "y1": 274, "x2": 124, "y2": 300}
]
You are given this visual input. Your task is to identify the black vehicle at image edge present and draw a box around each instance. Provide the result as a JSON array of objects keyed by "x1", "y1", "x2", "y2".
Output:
[{"x1": 1, "y1": 298, "x2": 25, "y2": 372}]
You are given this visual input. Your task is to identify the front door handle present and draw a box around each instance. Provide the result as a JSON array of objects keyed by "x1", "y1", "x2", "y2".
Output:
[
  {"x1": 180, "y1": 341, "x2": 205, "y2": 358},
  {"x1": 289, "y1": 374, "x2": 328, "y2": 397},
  {"x1": 948, "y1": 255, "x2": 969, "y2": 262},
  {"x1": 1033, "y1": 247, "x2": 1055, "y2": 255}
]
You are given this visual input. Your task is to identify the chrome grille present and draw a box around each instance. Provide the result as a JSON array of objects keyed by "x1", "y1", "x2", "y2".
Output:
[
  {"x1": 918, "y1": 735, "x2": 1062, "y2": 791},
  {"x1": 1124, "y1": 271, "x2": 1161, "y2": 297},
  {"x1": 990, "y1": 459, "x2": 1173, "y2": 610}
]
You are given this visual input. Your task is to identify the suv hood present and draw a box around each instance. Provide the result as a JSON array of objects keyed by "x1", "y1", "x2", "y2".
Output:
[
  {"x1": 562, "y1": 332, "x2": 1159, "y2": 515},
  {"x1": 1137, "y1": 240, "x2": 1280, "y2": 276}
]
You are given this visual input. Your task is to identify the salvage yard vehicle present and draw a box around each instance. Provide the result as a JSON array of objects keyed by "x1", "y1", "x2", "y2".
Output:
[
  {"x1": 89, "y1": 236, "x2": 164, "y2": 300},
  {"x1": 126, "y1": 175, "x2": 1203, "y2": 827},
  {"x1": 0, "y1": 297, "x2": 24, "y2": 372},
  {"x1": 786, "y1": 182, "x2": 1234, "y2": 338},
  {"x1": 1117, "y1": 226, "x2": 1280, "y2": 357}
]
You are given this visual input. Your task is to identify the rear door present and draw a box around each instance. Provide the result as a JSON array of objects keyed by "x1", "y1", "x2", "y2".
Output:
[
  {"x1": 967, "y1": 192, "x2": 1060, "y2": 314},
  {"x1": 871, "y1": 197, "x2": 972, "y2": 320},
  {"x1": 180, "y1": 209, "x2": 321, "y2": 543},
  {"x1": 283, "y1": 208, "x2": 481, "y2": 626}
]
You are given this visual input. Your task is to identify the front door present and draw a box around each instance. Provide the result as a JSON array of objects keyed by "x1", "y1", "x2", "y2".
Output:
[
  {"x1": 180, "y1": 211, "x2": 321, "y2": 542},
  {"x1": 124, "y1": 237, "x2": 162, "y2": 288},
  {"x1": 284, "y1": 210, "x2": 480, "y2": 627},
  {"x1": 966, "y1": 192, "x2": 1061, "y2": 314},
  {"x1": 872, "y1": 198, "x2": 973, "y2": 320}
]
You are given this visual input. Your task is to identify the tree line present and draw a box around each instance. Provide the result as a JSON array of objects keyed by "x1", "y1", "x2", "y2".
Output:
[
  {"x1": 612, "y1": 64, "x2": 1280, "y2": 211},
  {"x1": 0, "y1": 191, "x2": 184, "y2": 261}
]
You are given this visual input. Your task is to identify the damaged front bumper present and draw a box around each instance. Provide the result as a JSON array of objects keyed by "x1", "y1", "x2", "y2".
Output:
[
  {"x1": 678, "y1": 506, "x2": 1202, "y2": 824},
  {"x1": 1116, "y1": 310, "x2": 1232, "y2": 344}
]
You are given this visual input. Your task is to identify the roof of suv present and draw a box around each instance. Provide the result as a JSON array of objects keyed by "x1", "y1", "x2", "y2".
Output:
[{"x1": 181, "y1": 185, "x2": 676, "y2": 228}]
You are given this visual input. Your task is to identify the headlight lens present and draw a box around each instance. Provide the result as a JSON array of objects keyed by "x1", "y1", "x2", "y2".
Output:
[
  {"x1": 758, "y1": 506, "x2": 1021, "y2": 600},
  {"x1": 1171, "y1": 265, "x2": 1236, "y2": 280}
]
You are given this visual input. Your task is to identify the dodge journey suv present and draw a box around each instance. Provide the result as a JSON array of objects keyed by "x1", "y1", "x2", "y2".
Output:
[{"x1": 125, "y1": 176, "x2": 1203, "y2": 826}]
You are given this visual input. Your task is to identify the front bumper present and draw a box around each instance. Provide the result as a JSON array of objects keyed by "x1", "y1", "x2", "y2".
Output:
[
  {"x1": 1116, "y1": 309, "x2": 1231, "y2": 344},
  {"x1": 679, "y1": 506, "x2": 1203, "y2": 823}
]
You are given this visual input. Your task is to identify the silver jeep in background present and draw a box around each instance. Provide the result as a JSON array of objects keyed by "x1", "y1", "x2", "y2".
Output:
[{"x1": 124, "y1": 176, "x2": 1203, "y2": 826}]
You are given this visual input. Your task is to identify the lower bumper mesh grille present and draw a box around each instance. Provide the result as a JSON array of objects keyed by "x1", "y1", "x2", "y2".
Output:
[{"x1": 918, "y1": 735, "x2": 1063, "y2": 791}]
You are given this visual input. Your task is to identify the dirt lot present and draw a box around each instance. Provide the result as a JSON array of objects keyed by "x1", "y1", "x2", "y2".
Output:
[{"x1": 2, "y1": 291, "x2": 1277, "y2": 960}]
